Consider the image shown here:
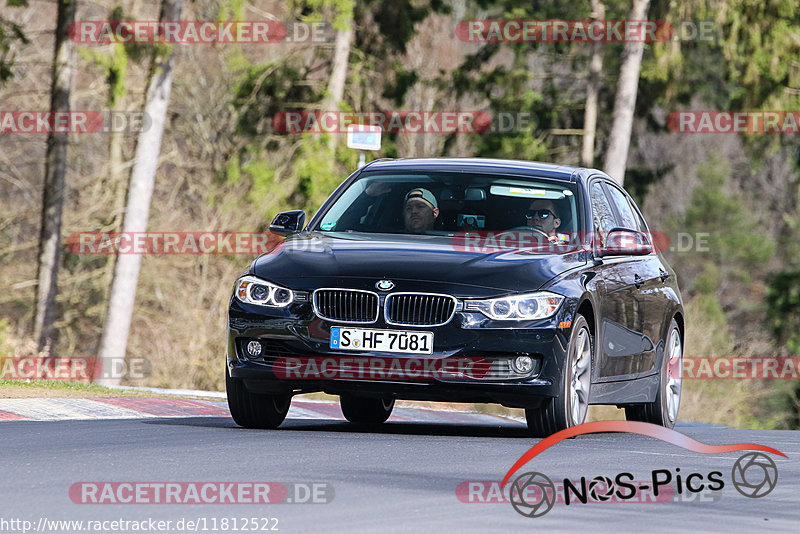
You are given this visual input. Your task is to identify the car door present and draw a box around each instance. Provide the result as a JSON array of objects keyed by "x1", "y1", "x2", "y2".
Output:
[
  {"x1": 603, "y1": 182, "x2": 662, "y2": 375},
  {"x1": 629, "y1": 194, "x2": 675, "y2": 374},
  {"x1": 588, "y1": 179, "x2": 647, "y2": 380}
]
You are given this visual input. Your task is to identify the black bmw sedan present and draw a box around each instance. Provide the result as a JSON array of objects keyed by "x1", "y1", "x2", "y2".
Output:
[{"x1": 226, "y1": 158, "x2": 684, "y2": 436}]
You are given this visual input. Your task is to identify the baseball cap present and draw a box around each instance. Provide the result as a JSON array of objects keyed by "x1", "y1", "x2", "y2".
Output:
[{"x1": 404, "y1": 188, "x2": 438, "y2": 210}]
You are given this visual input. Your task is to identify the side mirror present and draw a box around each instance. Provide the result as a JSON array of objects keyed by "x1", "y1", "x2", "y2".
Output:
[
  {"x1": 269, "y1": 210, "x2": 305, "y2": 236},
  {"x1": 600, "y1": 228, "x2": 653, "y2": 256}
]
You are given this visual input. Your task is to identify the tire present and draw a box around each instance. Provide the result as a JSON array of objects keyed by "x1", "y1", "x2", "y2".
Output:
[
  {"x1": 526, "y1": 314, "x2": 593, "y2": 437},
  {"x1": 226, "y1": 369, "x2": 291, "y2": 429},
  {"x1": 625, "y1": 319, "x2": 682, "y2": 428},
  {"x1": 340, "y1": 393, "x2": 395, "y2": 424}
]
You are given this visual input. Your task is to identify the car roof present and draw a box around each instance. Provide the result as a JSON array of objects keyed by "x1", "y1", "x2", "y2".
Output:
[{"x1": 362, "y1": 158, "x2": 608, "y2": 183}]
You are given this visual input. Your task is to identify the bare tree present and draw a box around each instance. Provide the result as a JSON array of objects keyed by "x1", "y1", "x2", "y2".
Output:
[
  {"x1": 33, "y1": 0, "x2": 76, "y2": 353},
  {"x1": 325, "y1": 25, "x2": 352, "y2": 109},
  {"x1": 96, "y1": 0, "x2": 183, "y2": 386},
  {"x1": 581, "y1": 0, "x2": 605, "y2": 168},
  {"x1": 603, "y1": 0, "x2": 650, "y2": 184},
  {"x1": 323, "y1": 7, "x2": 354, "y2": 148}
]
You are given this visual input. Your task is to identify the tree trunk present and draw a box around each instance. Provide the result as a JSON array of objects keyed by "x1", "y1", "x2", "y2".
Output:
[
  {"x1": 326, "y1": 25, "x2": 353, "y2": 108},
  {"x1": 101, "y1": 43, "x2": 130, "y2": 319},
  {"x1": 603, "y1": 0, "x2": 650, "y2": 184},
  {"x1": 581, "y1": 0, "x2": 605, "y2": 168},
  {"x1": 323, "y1": 16, "x2": 353, "y2": 148},
  {"x1": 33, "y1": 0, "x2": 76, "y2": 354},
  {"x1": 96, "y1": 0, "x2": 183, "y2": 386}
]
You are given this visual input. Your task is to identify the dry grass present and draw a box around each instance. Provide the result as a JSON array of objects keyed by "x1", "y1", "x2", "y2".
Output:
[{"x1": 670, "y1": 296, "x2": 788, "y2": 428}]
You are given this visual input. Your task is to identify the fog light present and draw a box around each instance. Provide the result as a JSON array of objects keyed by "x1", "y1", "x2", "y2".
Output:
[
  {"x1": 512, "y1": 355, "x2": 533, "y2": 374},
  {"x1": 246, "y1": 341, "x2": 262, "y2": 358}
]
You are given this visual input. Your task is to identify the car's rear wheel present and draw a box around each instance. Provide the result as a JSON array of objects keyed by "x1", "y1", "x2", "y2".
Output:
[
  {"x1": 625, "y1": 319, "x2": 682, "y2": 428},
  {"x1": 226, "y1": 369, "x2": 292, "y2": 429},
  {"x1": 340, "y1": 393, "x2": 395, "y2": 424},
  {"x1": 526, "y1": 314, "x2": 592, "y2": 437}
]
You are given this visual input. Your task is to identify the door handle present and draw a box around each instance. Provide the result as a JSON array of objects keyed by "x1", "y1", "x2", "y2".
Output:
[
  {"x1": 659, "y1": 269, "x2": 670, "y2": 282},
  {"x1": 634, "y1": 274, "x2": 643, "y2": 289}
]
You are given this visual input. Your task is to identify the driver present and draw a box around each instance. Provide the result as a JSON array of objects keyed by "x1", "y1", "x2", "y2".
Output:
[
  {"x1": 526, "y1": 199, "x2": 562, "y2": 241},
  {"x1": 404, "y1": 188, "x2": 439, "y2": 234}
]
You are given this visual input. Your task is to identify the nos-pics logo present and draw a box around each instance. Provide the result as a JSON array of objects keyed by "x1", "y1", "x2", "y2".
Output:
[{"x1": 503, "y1": 421, "x2": 783, "y2": 518}]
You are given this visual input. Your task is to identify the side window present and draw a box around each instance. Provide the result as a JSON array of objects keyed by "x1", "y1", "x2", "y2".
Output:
[
  {"x1": 604, "y1": 184, "x2": 638, "y2": 231},
  {"x1": 590, "y1": 182, "x2": 616, "y2": 246},
  {"x1": 629, "y1": 200, "x2": 649, "y2": 233}
]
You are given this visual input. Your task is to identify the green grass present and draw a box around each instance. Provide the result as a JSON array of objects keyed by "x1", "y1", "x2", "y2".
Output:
[
  {"x1": 0, "y1": 379, "x2": 120, "y2": 393},
  {"x1": 0, "y1": 379, "x2": 182, "y2": 398}
]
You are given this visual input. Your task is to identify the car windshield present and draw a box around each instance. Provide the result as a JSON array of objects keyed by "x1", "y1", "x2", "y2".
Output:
[{"x1": 314, "y1": 171, "x2": 581, "y2": 239}]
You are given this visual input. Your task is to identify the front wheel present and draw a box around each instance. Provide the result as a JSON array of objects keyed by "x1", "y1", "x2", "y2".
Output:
[
  {"x1": 340, "y1": 394, "x2": 394, "y2": 424},
  {"x1": 625, "y1": 319, "x2": 682, "y2": 428},
  {"x1": 526, "y1": 314, "x2": 592, "y2": 437},
  {"x1": 226, "y1": 369, "x2": 292, "y2": 429}
]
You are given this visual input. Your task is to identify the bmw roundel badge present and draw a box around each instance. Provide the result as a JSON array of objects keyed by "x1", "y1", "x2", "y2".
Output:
[{"x1": 376, "y1": 280, "x2": 395, "y2": 291}]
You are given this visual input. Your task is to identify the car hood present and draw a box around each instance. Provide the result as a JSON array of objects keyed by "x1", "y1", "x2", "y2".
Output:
[{"x1": 252, "y1": 232, "x2": 587, "y2": 297}]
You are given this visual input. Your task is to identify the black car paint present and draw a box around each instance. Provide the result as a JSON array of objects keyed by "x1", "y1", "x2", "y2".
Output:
[{"x1": 227, "y1": 158, "x2": 683, "y2": 409}]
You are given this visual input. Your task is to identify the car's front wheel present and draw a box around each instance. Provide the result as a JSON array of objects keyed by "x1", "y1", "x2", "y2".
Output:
[
  {"x1": 340, "y1": 394, "x2": 395, "y2": 424},
  {"x1": 226, "y1": 369, "x2": 292, "y2": 429},
  {"x1": 526, "y1": 313, "x2": 593, "y2": 437},
  {"x1": 625, "y1": 319, "x2": 682, "y2": 428}
]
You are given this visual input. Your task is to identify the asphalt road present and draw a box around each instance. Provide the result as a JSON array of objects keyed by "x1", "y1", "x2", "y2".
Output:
[{"x1": 1, "y1": 415, "x2": 798, "y2": 533}]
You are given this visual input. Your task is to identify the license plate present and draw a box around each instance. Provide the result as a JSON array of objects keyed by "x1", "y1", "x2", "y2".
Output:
[{"x1": 330, "y1": 327, "x2": 433, "y2": 355}]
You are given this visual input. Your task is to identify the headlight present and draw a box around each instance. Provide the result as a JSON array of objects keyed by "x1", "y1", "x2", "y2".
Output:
[
  {"x1": 234, "y1": 276, "x2": 294, "y2": 307},
  {"x1": 464, "y1": 292, "x2": 563, "y2": 320}
]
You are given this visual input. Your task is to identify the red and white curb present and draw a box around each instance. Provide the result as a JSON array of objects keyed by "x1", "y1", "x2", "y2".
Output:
[
  {"x1": 0, "y1": 396, "x2": 523, "y2": 425},
  {"x1": 0, "y1": 397, "x2": 228, "y2": 421}
]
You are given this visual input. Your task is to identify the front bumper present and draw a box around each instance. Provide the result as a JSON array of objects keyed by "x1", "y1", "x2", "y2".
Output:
[{"x1": 226, "y1": 295, "x2": 574, "y2": 409}]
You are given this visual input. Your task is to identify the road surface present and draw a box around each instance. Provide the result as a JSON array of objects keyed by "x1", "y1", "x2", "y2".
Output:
[{"x1": 1, "y1": 398, "x2": 797, "y2": 533}]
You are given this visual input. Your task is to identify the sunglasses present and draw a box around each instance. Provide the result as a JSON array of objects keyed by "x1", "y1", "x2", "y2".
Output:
[{"x1": 525, "y1": 209, "x2": 556, "y2": 220}]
